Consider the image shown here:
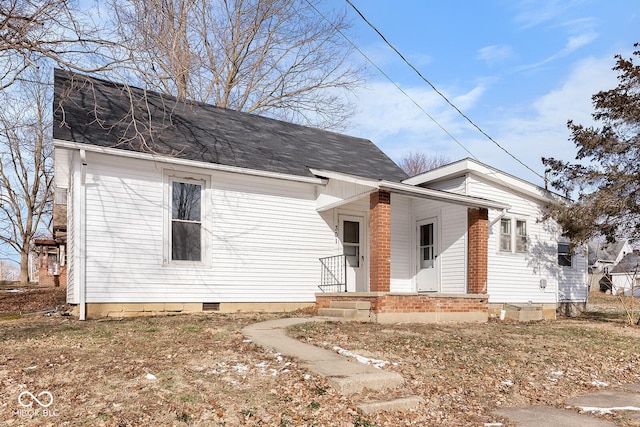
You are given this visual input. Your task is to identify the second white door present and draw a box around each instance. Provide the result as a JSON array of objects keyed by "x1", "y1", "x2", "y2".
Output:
[{"x1": 416, "y1": 218, "x2": 439, "y2": 292}]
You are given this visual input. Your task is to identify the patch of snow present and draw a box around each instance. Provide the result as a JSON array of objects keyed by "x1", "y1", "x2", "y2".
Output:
[
  {"x1": 551, "y1": 371, "x2": 564, "y2": 376},
  {"x1": 332, "y1": 346, "x2": 390, "y2": 369},
  {"x1": 304, "y1": 374, "x2": 311, "y2": 380},
  {"x1": 8, "y1": 289, "x2": 24, "y2": 293},
  {"x1": 484, "y1": 423, "x2": 503, "y2": 427},
  {"x1": 232, "y1": 364, "x2": 248, "y2": 373},
  {"x1": 501, "y1": 380, "x2": 513, "y2": 387},
  {"x1": 275, "y1": 353, "x2": 283, "y2": 362},
  {"x1": 145, "y1": 373, "x2": 157, "y2": 380},
  {"x1": 578, "y1": 406, "x2": 640, "y2": 415},
  {"x1": 591, "y1": 380, "x2": 609, "y2": 387},
  {"x1": 242, "y1": 339, "x2": 252, "y2": 343}
]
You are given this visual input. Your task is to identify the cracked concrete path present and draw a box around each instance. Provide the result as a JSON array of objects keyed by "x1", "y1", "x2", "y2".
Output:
[
  {"x1": 242, "y1": 317, "x2": 405, "y2": 395},
  {"x1": 496, "y1": 387, "x2": 640, "y2": 426}
]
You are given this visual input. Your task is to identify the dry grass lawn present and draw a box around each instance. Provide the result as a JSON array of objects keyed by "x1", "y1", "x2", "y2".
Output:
[{"x1": 1, "y1": 290, "x2": 640, "y2": 426}]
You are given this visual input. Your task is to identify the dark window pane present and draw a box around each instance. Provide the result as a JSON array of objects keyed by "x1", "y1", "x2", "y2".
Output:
[
  {"x1": 558, "y1": 243, "x2": 572, "y2": 266},
  {"x1": 172, "y1": 222, "x2": 201, "y2": 261},
  {"x1": 344, "y1": 221, "x2": 359, "y2": 244},
  {"x1": 172, "y1": 182, "x2": 201, "y2": 221},
  {"x1": 420, "y1": 224, "x2": 433, "y2": 246}
]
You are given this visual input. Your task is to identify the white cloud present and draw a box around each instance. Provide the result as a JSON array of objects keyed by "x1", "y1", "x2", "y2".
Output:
[
  {"x1": 514, "y1": 0, "x2": 581, "y2": 29},
  {"x1": 477, "y1": 45, "x2": 514, "y2": 65},
  {"x1": 470, "y1": 54, "x2": 619, "y2": 180},
  {"x1": 346, "y1": 52, "x2": 621, "y2": 184}
]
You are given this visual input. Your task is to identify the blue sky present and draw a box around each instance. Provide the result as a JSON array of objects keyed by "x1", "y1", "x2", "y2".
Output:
[{"x1": 324, "y1": 0, "x2": 639, "y2": 186}]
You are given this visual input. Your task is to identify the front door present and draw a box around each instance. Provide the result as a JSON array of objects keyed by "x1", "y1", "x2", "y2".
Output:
[
  {"x1": 339, "y1": 215, "x2": 366, "y2": 292},
  {"x1": 416, "y1": 218, "x2": 439, "y2": 292}
]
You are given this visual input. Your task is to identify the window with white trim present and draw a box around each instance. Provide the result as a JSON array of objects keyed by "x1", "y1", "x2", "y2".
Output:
[
  {"x1": 558, "y1": 242, "x2": 572, "y2": 267},
  {"x1": 500, "y1": 219, "x2": 511, "y2": 252},
  {"x1": 499, "y1": 218, "x2": 528, "y2": 254},
  {"x1": 170, "y1": 179, "x2": 203, "y2": 262},
  {"x1": 515, "y1": 220, "x2": 527, "y2": 253}
]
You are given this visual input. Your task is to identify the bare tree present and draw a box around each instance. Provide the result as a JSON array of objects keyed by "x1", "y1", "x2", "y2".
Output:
[
  {"x1": 0, "y1": 0, "x2": 119, "y2": 90},
  {"x1": 0, "y1": 259, "x2": 20, "y2": 282},
  {"x1": 106, "y1": 0, "x2": 362, "y2": 129},
  {"x1": 0, "y1": 67, "x2": 53, "y2": 284},
  {"x1": 399, "y1": 151, "x2": 450, "y2": 176}
]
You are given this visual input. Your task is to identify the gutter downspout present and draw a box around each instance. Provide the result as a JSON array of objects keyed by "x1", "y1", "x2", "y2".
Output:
[
  {"x1": 79, "y1": 149, "x2": 87, "y2": 321},
  {"x1": 488, "y1": 208, "x2": 508, "y2": 228}
]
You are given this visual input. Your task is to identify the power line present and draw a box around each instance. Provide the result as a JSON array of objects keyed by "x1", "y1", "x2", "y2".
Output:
[
  {"x1": 344, "y1": 0, "x2": 545, "y2": 181},
  {"x1": 304, "y1": 0, "x2": 477, "y2": 159}
]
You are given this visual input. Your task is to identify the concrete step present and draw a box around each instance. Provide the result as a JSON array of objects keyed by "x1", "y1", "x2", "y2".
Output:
[
  {"x1": 505, "y1": 304, "x2": 543, "y2": 322},
  {"x1": 357, "y1": 395, "x2": 424, "y2": 414},
  {"x1": 317, "y1": 307, "x2": 371, "y2": 321},
  {"x1": 330, "y1": 300, "x2": 371, "y2": 310},
  {"x1": 327, "y1": 371, "x2": 404, "y2": 395}
]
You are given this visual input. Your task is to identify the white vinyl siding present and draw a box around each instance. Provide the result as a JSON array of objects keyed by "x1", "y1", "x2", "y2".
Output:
[
  {"x1": 462, "y1": 174, "x2": 588, "y2": 304},
  {"x1": 390, "y1": 194, "x2": 412, "y2": 292},
  {"x1": 80, "y1": 152, "x2": 334, "y2": 303},
  {"x1": 420, "y1": 176, "x2": 467, "y2": 194}
]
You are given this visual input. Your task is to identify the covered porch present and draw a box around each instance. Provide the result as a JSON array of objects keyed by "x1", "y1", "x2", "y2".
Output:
[{"x1": 312, "y1": 169, "x2": 509, "y2": 323}]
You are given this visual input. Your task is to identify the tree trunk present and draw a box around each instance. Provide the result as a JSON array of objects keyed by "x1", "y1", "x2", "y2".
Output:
[{"x1": 20, "y1": 250, "x2": 29, "y2": 284}]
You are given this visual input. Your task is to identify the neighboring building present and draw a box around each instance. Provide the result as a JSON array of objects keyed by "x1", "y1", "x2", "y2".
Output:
[
  {"x1": 31, "y1": 204, "x2": 68, "y2": 287},
  {"x1": 608, "y1": 252, "x2": 640, "y2": 296},
  {"x1": 588, "y1": 240, "x2": 632, "y2": 274},
  {"x1": 52, "y1": 69, "x2": 588, "y2": 321}
]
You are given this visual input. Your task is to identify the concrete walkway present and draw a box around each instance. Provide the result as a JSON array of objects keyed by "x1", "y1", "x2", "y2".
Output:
[
  {"x1": 495, "y1": 388, "x2": 640, "y2": 426},
  {"x1": 242, "y1": 317, "x2": 422, "y2": 413},
  {"x1": 243, "y1": 317, "x2": 640, "y2": 422}
]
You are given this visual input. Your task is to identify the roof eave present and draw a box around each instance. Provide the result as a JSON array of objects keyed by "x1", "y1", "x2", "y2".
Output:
[{"x1": 54, "y1": 139, "x2": 328, "y2": 185}]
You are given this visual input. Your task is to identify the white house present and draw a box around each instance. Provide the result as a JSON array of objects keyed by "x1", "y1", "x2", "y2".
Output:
[
  {"x1": 587, "y1": 240, "x2": 632, "y2": 274},
  {"x1": 53, "y1": 70, "x2": 587, "y2": 321},
  {"x1": 608, "y1": 252, "x2": 640, "y2": 296},
  {"x1": 405, "y1": 160, "x2": 589, "y2": 318}
]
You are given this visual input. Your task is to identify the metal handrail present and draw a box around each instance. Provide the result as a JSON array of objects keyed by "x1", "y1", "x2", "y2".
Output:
[{"x1": 318, "y1": 254, "x2": 347, "y2": 293}]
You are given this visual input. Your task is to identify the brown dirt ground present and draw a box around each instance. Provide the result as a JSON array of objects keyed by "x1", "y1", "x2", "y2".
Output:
[{"x1": 1, "y1": 290, "x2": 640, "y2": 426}]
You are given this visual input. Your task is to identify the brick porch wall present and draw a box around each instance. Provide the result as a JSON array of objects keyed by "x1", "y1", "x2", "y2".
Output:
[
  {"x1": 38, "y1": 265, "x2": 67, "y2": 287},
  {"x1": 369, "y1": 191, "x2": 391, "y2": 292},
  {"x1": 467, "y1": 208, "x2": 488, "y2": 294},
  {"x1": 316, "y1": 294, "x2": 488, "y2": 314}
]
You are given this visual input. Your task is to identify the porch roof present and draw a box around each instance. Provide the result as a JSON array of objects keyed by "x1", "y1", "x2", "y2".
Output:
[{"x1": 310, "y1": 169, "x2": 511, "y2": 211}]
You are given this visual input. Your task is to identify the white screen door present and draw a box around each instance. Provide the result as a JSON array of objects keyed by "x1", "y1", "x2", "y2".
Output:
[
  {"x1": 416, "y1": 218, "x2": 439, "y2": 292},
  {"x1": 339, "y1": 215, "x2": 366, "y2": 292}
]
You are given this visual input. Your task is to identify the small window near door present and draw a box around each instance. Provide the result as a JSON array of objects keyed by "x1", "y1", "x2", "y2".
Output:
[
  {"x1": 558, "y1": 243, "x2": 572, "y2": 267},
  {"x1": 343, "y1": 220, "x2": 360, "y2": 267}
]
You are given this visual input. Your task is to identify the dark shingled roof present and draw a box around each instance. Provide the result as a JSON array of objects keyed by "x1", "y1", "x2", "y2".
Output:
[
  {"x1": 53, "y1": 69, "x2": 408, "y2": 182},
  {"x1": 610, "y1": 252, "x2": 640, "y2": 275}
]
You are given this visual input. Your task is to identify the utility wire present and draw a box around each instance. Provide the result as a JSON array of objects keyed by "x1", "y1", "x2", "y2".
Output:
[
  {"x1": 304, "y1": 0, "x2": 477, "y2": 160},
  {"x1": 345, "y1": 0, "x2": 545, "y2": 181}
]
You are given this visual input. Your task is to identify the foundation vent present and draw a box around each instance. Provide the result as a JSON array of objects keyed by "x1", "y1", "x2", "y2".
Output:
[{"x1": 203, "y1": 303, "x2": 220, "y2": 312}]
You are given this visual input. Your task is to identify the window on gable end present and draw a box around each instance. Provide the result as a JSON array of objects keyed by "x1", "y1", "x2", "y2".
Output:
[{"x1": 171, "y1": 180, "x2": 202, "y2": 262}]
